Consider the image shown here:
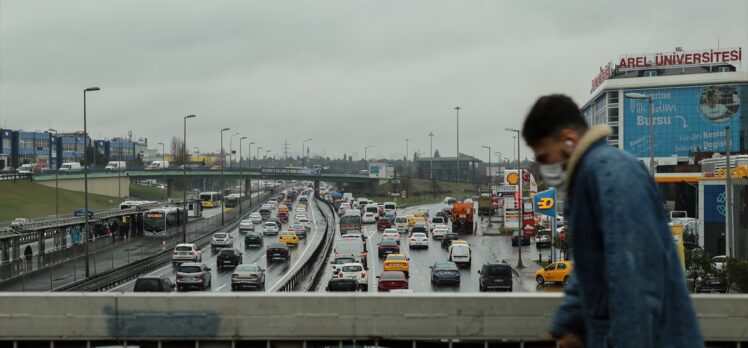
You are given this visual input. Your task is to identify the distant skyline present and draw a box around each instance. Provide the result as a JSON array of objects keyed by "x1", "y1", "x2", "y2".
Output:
[{"x1": 1, "y1": 0, "x2": 746, "y2": 162}]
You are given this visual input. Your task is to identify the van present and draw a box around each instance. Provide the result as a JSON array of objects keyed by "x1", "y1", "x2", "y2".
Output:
[
  {"x1": 105, "y1": 161, "x2": 126, "y2": 171},
  {"x1": 394, "y1": 216, "x2": 409, "y2": 233},
  {"x1": 383, "y1": 202, "x2": 397, "y2": 214},
  {"x1": 364, "y1": 203, "x2": 379, "y2": 220},
  {"x1": 146, "y1": 160, "x2": 169, "y2": 170},
  {"x1": 448, "y1": 243, "x2": 472, "y2": 268},
  {"x1": 59, "y1": 162, "x2": 82, "y2": 171}
]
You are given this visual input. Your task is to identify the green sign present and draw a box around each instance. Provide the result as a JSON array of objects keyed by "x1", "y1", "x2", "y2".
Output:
[{"x1": 390, "y1": 179, "x2": 400, "y2": 184}]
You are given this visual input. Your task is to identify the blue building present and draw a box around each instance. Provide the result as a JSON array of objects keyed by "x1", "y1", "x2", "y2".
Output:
[{"x1": 55, "y1": 133, "x2": 88, "y2": 168}]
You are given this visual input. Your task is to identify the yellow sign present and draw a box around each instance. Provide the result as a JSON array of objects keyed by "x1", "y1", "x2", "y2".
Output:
[
  {"x1": 716, "y1": 165, "x2": 748, "y2": 179},
  {"x1": 506, "y1": 172, "x2": 519, "y2": 185},
  {"x1": 537, "y1": 197, "x2": 555, "y2": 210}
]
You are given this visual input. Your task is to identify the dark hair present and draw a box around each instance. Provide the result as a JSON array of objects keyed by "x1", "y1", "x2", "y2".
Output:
[{"x1": 521, "y1": 94, "x2": 588, "y2": 146}]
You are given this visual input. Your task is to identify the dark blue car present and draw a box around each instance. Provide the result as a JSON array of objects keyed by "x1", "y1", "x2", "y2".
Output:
[{"x1": 430, "y1": 262, "x2": 461, "y2": 285}]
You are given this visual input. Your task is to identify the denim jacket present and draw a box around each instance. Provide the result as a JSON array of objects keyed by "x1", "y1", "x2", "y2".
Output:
[{"x1": 549, "y1": 125, "x2": 704, "y2": 348}]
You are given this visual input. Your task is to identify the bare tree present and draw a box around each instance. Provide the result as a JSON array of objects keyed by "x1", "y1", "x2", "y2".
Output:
[{"x1": 170, "y1": 136, "x2": 189, "y2": 166}]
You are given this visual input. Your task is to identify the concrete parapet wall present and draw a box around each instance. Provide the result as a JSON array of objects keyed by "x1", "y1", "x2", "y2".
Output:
[{"x1": 0, "y1": 293, "x2": 746, "y2": 341}]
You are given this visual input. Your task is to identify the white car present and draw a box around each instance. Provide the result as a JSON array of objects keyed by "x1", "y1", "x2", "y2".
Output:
[
  {"x1": 338, "y1": 203, "x2": 351, "y2": 215},
  {"x1": 210, "y1": 232, "x2": 233, "y2": 250},
  {"x1": 172, "y1": 243, "x2": 201, "y2": 265},
  {"x1": 334, "y1": 262, "x2": 368, "y2": 291},
  {"x1": 432, "y1": 225, "x2": 450, "y2": 239},
  {"x1": 249, "y1": 212, "x2": 263, "y2": 224},
  {"x1": 239, "y1": 219, "x2": 254, "y2": 233},
  {"x1": 712, "y1": 255, "x2": 726, "y2": 271},
  {"x1": 394, "y1": 216, "x2": 409, "y2": 233},
  {"x1": 409, "y1": 232, "x2": 429, "y2": 249},
  {"x1": 262, "y1": 221, "x2": 280, "y2": 236},
  {"x1": 382, "y1": 230, "x2": 400, "y2": 244},
  {"x1": 362, "y1": 212, "x2": 377, "y2": 224},
  {"x1": 296, "y1": 215, "x2": 310, "y2": 224}
]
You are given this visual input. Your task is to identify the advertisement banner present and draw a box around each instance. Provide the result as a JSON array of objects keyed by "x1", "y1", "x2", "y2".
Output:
[
  {"x1": 533, "y1": 188, "x2": 557, "y2": 217},
  {"x1": 704, "y1": 184, "x2": 726, "y2": 223},
  {"x1": 623, "y1": 85, "x2": 743, "y2": 157},
  {"x1": 504, "y1": 210, "x2": 520, "y2": 229}
]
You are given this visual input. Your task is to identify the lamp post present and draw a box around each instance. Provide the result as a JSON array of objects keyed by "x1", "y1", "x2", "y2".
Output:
[
  {"x1": 220, "y1": 128, "x2": 230, "y2": 225},
  {"x1": 48, "y1": 128, "x2": 59, "y2": 217},
  {"x1": 505, "y1": 127, "x2": 523, "y2": 268},
  {"x1": 364, "y1": 145, "x2": 374, "y2": 172},
  {"x1": 256, "y1": 146, "x2": 263, "y2": 168},
  {"x1": 428, "y1": 132, "x2": 434, "y2": 180},
  {"x1": 182, "y1": 114, "x2": 196, "y2": 242},
  {"x1": 157, "y1": 142, "x2": 165, "y2": 201},
  {"x1": 82, "y1": 86, "x2": 100, "y2": 278},
  {"x1": 624, "y1": 93, "x2": 655, "y2": 176},
  {"x1": 247, "y1": 141, "x2": 254, "y2": 206},
  {"x1": 194, "y1": 147, "x2": 200, "y2": 166},
  {"x1": 405, "y1": 138, "x2": 409, "y2": 177},
  {"x1": 229, "y1": 132, "x2": 239, "y2": 168},
  {"x1": 455, "y1": 106, "x2": 461, "y2": 183},
  {"x1": 482, "y1": 145, "x2": 492, "y2": 188},
  {"x1": 239, "y1": 136, "x2": 247, "y2": 214},
  {"x1": 302, "y1": 138, "x2": 312, "y2": 167}
]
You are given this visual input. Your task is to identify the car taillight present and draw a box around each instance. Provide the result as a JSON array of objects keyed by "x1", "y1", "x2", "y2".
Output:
[
  {"x1": 232, "y1": 274, "x2": 239, "y2": 278},
  {"x1": 176, "y1": 275, "x2": 184, "y2": 280},
  {"x1": 195, "y1": 274, "x2": 204, "y2": 279},
  {"x1": 172, "y1": 252, "x2": 177, "y2": 255},
  {"x1": 339, "y1": 272, "x2": 344, "y2": 278},
  {"x1": 190, "y1": 251, "x2": 196, "y2": 256},
  {"x1": 361, "y1": 271, "x2": 366, "y2": 278}
]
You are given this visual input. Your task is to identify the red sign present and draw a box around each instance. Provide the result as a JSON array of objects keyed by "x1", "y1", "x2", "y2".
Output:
[
  {"x1": 590, "y1": 62, "x2": 612, "y2": 93},
  {"x1": 617, "y1": 47, "x2": 741, "y2": 71}
]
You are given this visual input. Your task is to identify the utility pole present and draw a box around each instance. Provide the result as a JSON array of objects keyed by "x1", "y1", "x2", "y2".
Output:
[
  {"x1": 282, "y1": 139, "x2": 290, "y2": 161},
  {"x1": 725, "y1": 126, "x2": 734, "y2": 257},
  {"x1": 455, "y1": 106, "x2": 461, "y2": 183}
]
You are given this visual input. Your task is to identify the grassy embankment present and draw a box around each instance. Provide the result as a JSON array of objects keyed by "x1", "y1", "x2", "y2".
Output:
[{"x1": 0, "y1": 181, "x2": 121, "y2": 222}]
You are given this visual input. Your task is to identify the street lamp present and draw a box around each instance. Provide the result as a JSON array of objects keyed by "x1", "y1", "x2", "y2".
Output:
[
  {"x1": 247, "y1": 141, "x2": 254, "y2": 206},
  {"x1": 82, "y1": 86, "x2": 100, "y2": 278},
  {"x1": 239, "y1": 136, "x2": 247, "y2": 214},
  {"x1": 405, "y1": 138, "x2": 409, "y2": 177},
  {"x1": 624, "y1": 92, "x2": 655, "y2": 176},
  {"x1": 229, "y1": 132, "x2": 239, "y2": 168},
  {"x1": 182, "y1": 114, "x2": 196, "y2": 242},
  {"x1": 428, "y1": 132, "x2": 434, "y2": 180},
  {"x1": 220, "y1": 128, "x2": 230, "y2": 225},
  {"x1": 256, "y1": 146, "x2": 263, "y2": 167},
  {"x1": 505, "y1": 127, "x2": 523, "y2": 268},
  {"x1": 194, "y1": 147, "x2": 200, "y2": 165},
  {"x1": 302, "y1": 138, "x2": 312, "y2": 167},
  {"x1": 482, "y1": 145, "x2": 492, "y2": 186},
  {"x1": 49, "y1": 128, "x2": 59, "y2": 216},
  {"x1": 157, "y1": 142, "x2": 166, "y2": 201},
  {"x1": 494, "y1": 151, "x2": 503, "y2": 173},
  {"x1": 455, "y1": 106, "x2": 461, "y2": 183},
  {"x1": 364, "y1": 145, "x2": 374, "y2": 172}
]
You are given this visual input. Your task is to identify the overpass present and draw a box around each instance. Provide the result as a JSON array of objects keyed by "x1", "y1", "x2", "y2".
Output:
[{"x1": 0, "y1": 293, "x2": 744, "y2": 346}]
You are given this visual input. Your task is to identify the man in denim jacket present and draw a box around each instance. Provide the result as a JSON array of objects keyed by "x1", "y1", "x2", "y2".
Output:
[{"x1": 521, "y1": 95, "x2": 703, "y2": 348}]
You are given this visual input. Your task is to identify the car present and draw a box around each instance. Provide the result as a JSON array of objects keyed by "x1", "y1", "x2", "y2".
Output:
[
  {"x1": 341, "y1": 230, "x2": 367, "y2": 246},
  {"x1": 432, "y1": 225, "x2": 450, "y2": 240},
  {"x1": 284, "y1": 199, "x2": 294, "y2": 207},
  {"x1": 430, "y1": 262, "x2": 460, "y2": 286},
  {"x1": 377, "y1": 271, "x2": 409, "y2": 292},
  {"x1": 511, "y1": 232, "x2": 531, "y2": 246},
  {"x1": 290, "y1": 223, "x2": 307, "y2": 238},
  {"x1": 479, "y1": 263, "x2": 513, "y2": 292},
  {"x1": 383, "y1": 212, "x2": 396, "y2": 223},
  {"x1": 211, "y1": 232, "x2": 233, "y2": 250},
  {"x1": 378, "y1": 239, "x2": 400, "y2": 257},
  {"x1": 435, "y1": 210, "x2": 449, "y2": 220},
  {"x1": 326, "y1": 277, "x2": 360, "y2": 292},
  {"x1": 383, "y1": 254, "x2": 410, "y2": 276},
  {"x1": 441, "y1": 207, "x2": 453, "y2": 218},
  {"x1": 279, "y1": 231, "x2": 299, "y2": 247},
  {"x1": 536, "y1": 234, "x2": 551, "y2": 248},
  {"x1": 172, "y1": 243, "x2": 201, "y2": 265},
  {"x1": 430, "y1": 216, "x2": 446, "y2": 231},
  {"x1": 217, "y1": 248, "x2": 243, "y2": 271},
  {"x1": 269, "y1": 218, "x2": 283, "y2": 231},
  {"x1": 411, "y1": 225, "x2": 428, "y2": 235},
  {"x1": 133, "y1": 276, "x2": 175, "y2": 292},
  {"x1": 416, "y1": 207, "x2": 430, "y2": 218},
  {"x1": 249, "y1": 212, "x2": 263, "y2": 224},
  {"x1": 263, "y1": 221, "x2": 280, "y2": 236},
  {"x1": 244, "y1": 232, "x2": 263, "y2": 248},
  {"x1": 535, "y1": 261, "x2": 573, "y2": 285},
  {"x1": 408, "y1": 232, "x2": 429, "y2": 249},
  {"x1": 231, "y1": 263, "x2": 265, "y2": 290},
  {"x1": 381, "y1": 230, "x2": 400, "y2": 244},
  {"x1": 175, "y1": 262, "x2": 211, "y2": 291},
  {"x1": 239, "y1": 219, "x2": 255, "y2": 233},
  {"x1": 266, "y1": 242, "x2": 291, "y2": 262},
  {"x1": 376, "y1": 218, "x2": 392, "y2": 231},
  {"x1": 394, "y1": 216, "x2": 409, "y2": 233},
  {"x1": 712, "y1": 255, "x2": 726, "y2": 271},
  {"x1": 334, "y1": 262, "x2": 368, "y2": 291},
  {"x1": 697, "y1": 275, "x2": 728, "y2": 293},
  {"x1": 448, "y1": 243, "x2": 471, "y2": 268},
  {"x1": 338, "y1": 203, "x2": 351, "y2": 216},
  {"x1": 443, "y1": 197, "x2": 456, "y2": 204},
  {"x1": 441, "y1": 233, "x2": 460, "y2": 248},
  {"x1": 362, "y1": 212, "x2": 377, "y2": 224}
]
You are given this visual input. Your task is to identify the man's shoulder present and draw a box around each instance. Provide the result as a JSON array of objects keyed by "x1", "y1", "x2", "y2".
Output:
[{"x1": 577, "y1": 141, "x2": 648, "y2": 178}]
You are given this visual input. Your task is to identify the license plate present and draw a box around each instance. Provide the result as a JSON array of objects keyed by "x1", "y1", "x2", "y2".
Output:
[
  {"x1": 274, "y1": 253, "x2": 281, "y2": 256},
  {"x1": 223, "y1": 261, "x2": 232, "y2": 264},
  {"x1": 494, "y1": 278, "x2": 503, "y2": 282},
  {"x1": 179, "y1": 252, "x2": 187, "y2": 255}
]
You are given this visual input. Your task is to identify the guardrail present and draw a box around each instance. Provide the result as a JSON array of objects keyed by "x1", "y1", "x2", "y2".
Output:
[
  {"x1": 54, "y1": 190, "x2": 275, "y2": 292},
  {"x1": 0, "y1": 293, "x2": 745, "y2": 346},
  {"x1": 275, "y1": 196, "x2": 334, "y2": 291}
]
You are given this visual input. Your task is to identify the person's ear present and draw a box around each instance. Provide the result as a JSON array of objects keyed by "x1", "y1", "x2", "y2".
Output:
[{"x1": 559, "y1": 129, "x2": 580, "y2": 147}]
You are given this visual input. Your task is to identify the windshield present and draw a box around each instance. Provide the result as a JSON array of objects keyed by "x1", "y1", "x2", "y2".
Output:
[
  {"x1": 178, "y1": 266, "x2": 201, "y2": 273},
  {"x1": 335, "y1": 257, "x2": 355, "y2": 264},
  {"x1": 175, "y1": 246, "x2": 193, "y2": 252},
  {"x1": 484, "y1": 265, "x2": 511, "y2": 276},
  {"x1": 342, "y1": 265, "x2": 362, "y2": 272}
]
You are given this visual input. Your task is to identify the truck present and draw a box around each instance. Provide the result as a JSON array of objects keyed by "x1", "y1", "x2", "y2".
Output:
[
  {"x1": 478, "y1": 193, "x2": 494, "y2": 216},
  {"x1": 146, "y1": 160, "x2": 169, "y2": 170},
  {"x1": 339, "y1": 211, "x2": 362, "y2": 232},
  {"x1": 331, "y1": 238, "x2": 368, "y2": 271},
  {"x1": 451, "y1": 202, "x2": 474, "y2": 234}
]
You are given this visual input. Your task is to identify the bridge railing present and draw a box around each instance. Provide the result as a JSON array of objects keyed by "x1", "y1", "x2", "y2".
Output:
[{"x1": 0, "y1": 293, "x2": 745, "y2": 346}]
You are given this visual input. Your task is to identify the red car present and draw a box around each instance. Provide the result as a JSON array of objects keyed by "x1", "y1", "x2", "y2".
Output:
[
  {"x1": 376, "y1": 218, "x2": 392, "y2": 231},
  {"x1": 377, "y1": 271, "x2": 409, "y2": 292},
  {"x1": 278, "y1": 212, "x2": 289, "y2": 222}
]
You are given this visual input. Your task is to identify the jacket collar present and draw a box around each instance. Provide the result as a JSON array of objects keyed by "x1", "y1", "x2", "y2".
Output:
[{"x1": 564, "y1": 124, "x2": 612, "y2": 189}]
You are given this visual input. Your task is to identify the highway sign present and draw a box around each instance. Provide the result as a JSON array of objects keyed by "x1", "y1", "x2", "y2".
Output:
[{"x1": 73, "y1": 209, "x2": 94, "y2": 218}]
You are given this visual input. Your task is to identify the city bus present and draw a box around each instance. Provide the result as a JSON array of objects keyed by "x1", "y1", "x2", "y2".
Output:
[
  {"x1": 120, "y1": 200, "x2": 158, "y2": 210},
  {"x1": 199, "y1": 192, "x2": 223, "y2": 208},
  {"x1": 225, "y1": 194, "x2": 241, "y2": 211},
  {"x1": 143, "y1": 207, "x2": 186, "y2": 235}
]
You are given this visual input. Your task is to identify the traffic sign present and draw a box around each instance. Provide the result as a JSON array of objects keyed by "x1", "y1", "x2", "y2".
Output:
[
  {"x1": 390, "y1": 179, "x2": 401, "y2": 184},
  {"x1": 73, "y1": 209, "x2": 94, "y2": 218}
]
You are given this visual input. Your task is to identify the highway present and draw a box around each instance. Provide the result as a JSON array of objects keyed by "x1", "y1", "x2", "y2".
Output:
[
  {"x1": 317, "y1": 202, "x2": 557, "y2": 293},
  {"x1": 110, "y1": 196, "x2": 328, "y2": 292}
]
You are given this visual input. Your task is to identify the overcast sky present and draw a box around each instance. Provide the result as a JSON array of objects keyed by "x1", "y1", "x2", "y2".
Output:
[{"x1": 1, "y1": 0, "x2": 746, "y2": 162}]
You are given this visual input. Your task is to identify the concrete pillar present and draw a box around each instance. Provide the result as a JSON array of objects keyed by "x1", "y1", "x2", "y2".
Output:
[
  {"x1": 166, "y1": 179, "x2": 174, "y2": 199},
  {"x1": 12, "y1": 237, "x2": 20, "y2": 260},
  {"x1": 38, "y1": 231, "x2": 46, "y2": 255},
  {"x1": 1, "y1": 239, "x2": 9, "y2": 262},
  {"x1": 314, "y1": 180, "x2": 320, "y2": 198}
]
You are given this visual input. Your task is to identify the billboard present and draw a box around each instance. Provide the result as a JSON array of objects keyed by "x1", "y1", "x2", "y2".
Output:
[{"x1": 623, "y1": 84, "x2": 744, "y2": 157}]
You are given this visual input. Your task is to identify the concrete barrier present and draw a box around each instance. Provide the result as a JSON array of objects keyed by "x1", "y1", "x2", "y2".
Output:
[{"x1": 0, "y1": 293, "x2": 746, "y2": 343}]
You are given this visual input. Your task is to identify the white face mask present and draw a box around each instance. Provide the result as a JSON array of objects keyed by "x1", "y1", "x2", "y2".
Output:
[{"x1": 539, "y1": 162, "x2": 566, "y2": 187}]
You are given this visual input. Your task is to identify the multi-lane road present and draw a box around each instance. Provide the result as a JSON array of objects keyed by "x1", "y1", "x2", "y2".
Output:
[{"x1": 110, "y1": 198, "x2": 329, "y2": 292}]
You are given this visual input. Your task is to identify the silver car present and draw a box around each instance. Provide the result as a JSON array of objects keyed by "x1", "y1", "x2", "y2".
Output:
[
  {"x1": 171, "y1": 243, "x2": 201, "y2": 265},
  {"x1": 211, "y1": 232, "x2": 233, "y2": 250},
  {"x1": 175, "y1": 262, "x2": 211, "y2": 291},
  {"x1": 231, "y1": 263, "x2": 266, "y2": 291}
]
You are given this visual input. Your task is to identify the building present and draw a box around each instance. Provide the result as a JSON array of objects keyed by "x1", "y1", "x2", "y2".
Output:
[
  {"x1": 415, "y1": 154, "x2": 482, "y2": 183},
  {"x1": 55, "y1": 132, "x2": 88, "y2": 168},
  {"x1": 699, "y1": 155, "x2": 748, "y2": 259}
]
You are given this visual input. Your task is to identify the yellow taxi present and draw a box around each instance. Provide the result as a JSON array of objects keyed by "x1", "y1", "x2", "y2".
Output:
[
  {"x1": 407, "y1": 215, "x2": 417, "y2": 227},
  {"x1": 277, "y1": 204, "x2": 289, "y2": 214},
  {"x1": 383, "y1": 254, "x2": 410, "y2": 276},
  {"x1": 412, "y1": 211, "x2": 427, "y2": 219},
  {"x1": 535, "y1": 261, "x2": 573, "y2": 285},
  {"x1": 278, "y1": 231, "x2": 299, "y2": 247},
  {"x1": 452, "y1": 239, "x2": 469, "y2": 246}
]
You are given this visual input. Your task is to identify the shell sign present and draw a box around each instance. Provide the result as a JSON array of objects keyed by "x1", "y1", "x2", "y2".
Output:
[{"x1": 505, "y1": 171, "x2": 519, "y2": 185}]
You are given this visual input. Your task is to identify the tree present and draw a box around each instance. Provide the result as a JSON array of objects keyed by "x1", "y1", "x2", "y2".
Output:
[
  {"x1": 83, "y1": 146, "x2": 107, "y2": 167},
  {"x1": 169, "y1": 136, "x2": 189, "y2": 166},
  {"x1": 685, "y1": 248, "x2": 715, "y2": 285},
  {"x1": 433, "y1": 149, "x2": 441, "y2": 158}
]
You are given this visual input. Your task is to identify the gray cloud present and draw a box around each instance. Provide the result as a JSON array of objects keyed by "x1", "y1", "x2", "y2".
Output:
[{"x1": 1, "y1": 0, "x2": 746, "y2": 162}]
